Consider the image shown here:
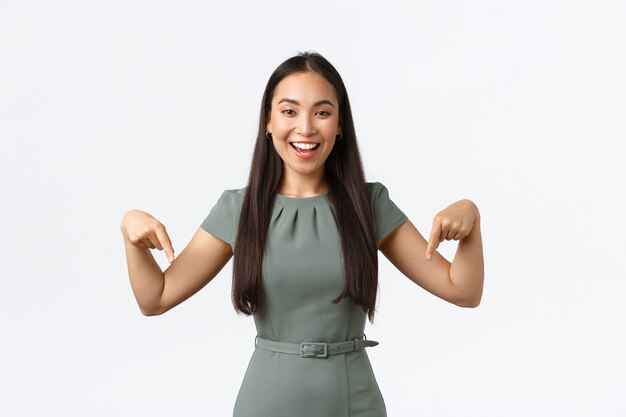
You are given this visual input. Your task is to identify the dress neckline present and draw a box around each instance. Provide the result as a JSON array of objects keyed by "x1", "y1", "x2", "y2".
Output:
[{"x1": 275, "y1": 192, "x2": 329, "y2": 202}]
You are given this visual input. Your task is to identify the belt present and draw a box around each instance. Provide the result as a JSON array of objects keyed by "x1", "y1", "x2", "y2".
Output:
[{"x1": 254, "y1": 333, "x2": 379, "y2": 358}]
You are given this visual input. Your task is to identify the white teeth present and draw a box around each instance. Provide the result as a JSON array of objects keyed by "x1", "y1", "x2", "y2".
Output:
[{"x1": 291, "y1": 142, "x2": 319, "y2": 150}]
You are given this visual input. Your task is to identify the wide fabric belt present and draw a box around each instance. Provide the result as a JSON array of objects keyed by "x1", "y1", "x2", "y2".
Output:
[{"x1": 254, "y1": 334, "x2": 379, "y2": 358}]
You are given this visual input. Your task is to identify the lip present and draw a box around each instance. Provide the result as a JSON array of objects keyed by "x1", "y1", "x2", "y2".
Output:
[{"x1": 290, "y1": 142, "x2": 320, "y2": 160}]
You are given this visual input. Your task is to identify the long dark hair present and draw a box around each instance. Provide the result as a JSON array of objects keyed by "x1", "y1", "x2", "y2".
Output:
[{"x1": 232, "y1": 51, "x2": 380, "y2": 323}]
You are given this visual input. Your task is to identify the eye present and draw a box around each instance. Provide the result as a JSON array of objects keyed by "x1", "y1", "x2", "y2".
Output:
[
  {"x1": 281, "y1": 109, "x2": 295, "y2": 116},
  {"x1": 316, "y1": 111, "x2": 331, "y2": 116}
]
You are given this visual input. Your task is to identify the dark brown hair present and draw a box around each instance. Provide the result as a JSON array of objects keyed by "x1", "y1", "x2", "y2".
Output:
[{"x1": 232, "y1": 51, "x2": 380, "y2": 323}]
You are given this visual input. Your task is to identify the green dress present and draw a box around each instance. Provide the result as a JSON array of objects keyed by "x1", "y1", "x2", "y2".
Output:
[{"x1": 200, "y1": 181, "x2": 408, "y2": 417}]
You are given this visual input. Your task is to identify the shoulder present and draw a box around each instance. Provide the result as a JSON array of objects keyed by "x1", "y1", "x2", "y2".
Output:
[
  {"x1": 366, "y1": 181, "x2": 389, "y2": 202},
  {"x1": 366, "y1": 182, "x2": 380, "y2": 190},
  {"x1": 208, "y1": 186, "x2": 246, "y2": 217},
  {"x1": 222, "y1": 185, "x2": 247, "y2": 196},
  {"x1": 219, "y1": 186, "x2": 247, "y2": 203},
  {"x1": 365, "y1": 180, "x2": 405, "y2": 216}
]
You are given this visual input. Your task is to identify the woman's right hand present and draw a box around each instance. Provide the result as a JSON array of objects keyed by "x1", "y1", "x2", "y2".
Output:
[{"x1": 120, "y1": 209, "x2": 175, "y2": 262}]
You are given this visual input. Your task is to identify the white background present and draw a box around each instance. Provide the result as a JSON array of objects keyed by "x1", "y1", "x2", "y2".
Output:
[{"x1": 1, "y1": 1, "x2": 624, "y2": 416}]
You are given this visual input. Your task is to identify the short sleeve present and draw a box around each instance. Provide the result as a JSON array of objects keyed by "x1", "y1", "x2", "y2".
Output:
[
  {"x1": 200, "y1": 190, "x2": 237, "y2": 248},
  {"x1": 369, "y1": 182, "x2": 409, "y2": 248}
]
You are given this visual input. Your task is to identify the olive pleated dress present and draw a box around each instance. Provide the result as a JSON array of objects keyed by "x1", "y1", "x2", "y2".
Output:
[{"x1": 200, "y1": 181, "x2": 408, "y2": 417}]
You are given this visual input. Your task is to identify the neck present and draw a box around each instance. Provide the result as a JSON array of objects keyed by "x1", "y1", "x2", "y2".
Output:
[{"x1": 278, "y1": 171, "x2": 328, "y2": 198}]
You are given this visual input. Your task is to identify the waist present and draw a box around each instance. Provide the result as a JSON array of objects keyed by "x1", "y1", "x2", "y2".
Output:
[{"x1": 254, "y1": 333, "x2": 379, "y2": 358}]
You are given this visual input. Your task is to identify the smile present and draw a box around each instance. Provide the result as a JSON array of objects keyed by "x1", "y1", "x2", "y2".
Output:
[{"x1": 289, "y1": 142, "x2": 320, "y2": 159}]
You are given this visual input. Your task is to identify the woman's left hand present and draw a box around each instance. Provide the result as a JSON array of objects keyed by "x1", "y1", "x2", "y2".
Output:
[{"x1": 425, "y1": 199, "x2": 480, "y2": 261}]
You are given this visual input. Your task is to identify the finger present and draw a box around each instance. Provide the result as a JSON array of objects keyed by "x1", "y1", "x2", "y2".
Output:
[
  {"x1": 445, "y1": 220, "x2": 463, "y2": 241},
  {"x1": 426, "y1": 218, "x2": 441, "y2": 261},
  {"x1": 441, "y1": 219, "x2": 455, "y2": 241},
  {"x1": 141, "y1": 237, "x2": 156, "y2": 249},
  {"x1": 154, "y1": 225, "x2": 175, "y2": 263},
  {"x1": 134, "y1": 240, "x2": 149, "y2": 249},
  {"x1": 454, "y1": 227, "x2": 472, "y2": 240},
  {"x1": 451, "y1": 227, "x2": 465, "y2": 240}
]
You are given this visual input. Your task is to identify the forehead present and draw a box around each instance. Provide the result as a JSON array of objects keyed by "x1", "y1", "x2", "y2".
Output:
[{"x1": 273, "y1": 71, "x2": 338, "y2": 105}]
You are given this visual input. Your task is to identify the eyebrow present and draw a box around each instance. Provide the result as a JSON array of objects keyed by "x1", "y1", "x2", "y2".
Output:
[{"x1": 277, "y1": 98, "x2": 335, "y2": 107}]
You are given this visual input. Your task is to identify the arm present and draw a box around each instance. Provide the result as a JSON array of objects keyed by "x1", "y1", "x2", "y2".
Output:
[
  {"x1": 122, "y1": 226, "x2": 233, "y2": 316},
  {"x1": 449, "y1": 215, "x2": 484, "y2": 307},
  {"x1": 123, "y1": 238, "x2": 166, "y2": 315},
  {"x1": 379, "y1": 200, "x2": 484, "y2": 307}
]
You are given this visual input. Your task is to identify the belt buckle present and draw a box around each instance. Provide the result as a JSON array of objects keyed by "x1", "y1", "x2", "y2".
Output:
[{"x1": 299, "y1": 342, "x2": 328, "y2": 358}]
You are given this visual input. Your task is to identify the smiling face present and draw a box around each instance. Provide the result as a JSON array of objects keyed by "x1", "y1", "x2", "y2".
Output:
[{"x1": 266, "y1": 71, "x2": 342, "y2": 185}]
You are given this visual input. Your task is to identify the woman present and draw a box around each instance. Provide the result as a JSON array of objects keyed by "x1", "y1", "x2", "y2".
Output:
[{"x1": 120, "y1": 51, "x2": 484, "y2": 417}]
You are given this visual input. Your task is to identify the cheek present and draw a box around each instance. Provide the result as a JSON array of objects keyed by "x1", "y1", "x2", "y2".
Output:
[
  {"x1": 328, "y1": 125, "x2": 339, "y2": 135},
  {"x1": 272, "y1": 116, "x2": 292, "y2": 131},
  {"x1": 322, "y1": 118, "x2": 340, "y2": 132}
]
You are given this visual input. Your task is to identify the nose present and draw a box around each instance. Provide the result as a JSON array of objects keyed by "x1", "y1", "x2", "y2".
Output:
[{"x1": 296, "y1": 114, "x2": 316, "y2": 137}]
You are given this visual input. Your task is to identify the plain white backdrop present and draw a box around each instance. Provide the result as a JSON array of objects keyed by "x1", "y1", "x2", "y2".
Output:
[{"x1": 1, "y1": 0, "x2": 624, "y2": 415}]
